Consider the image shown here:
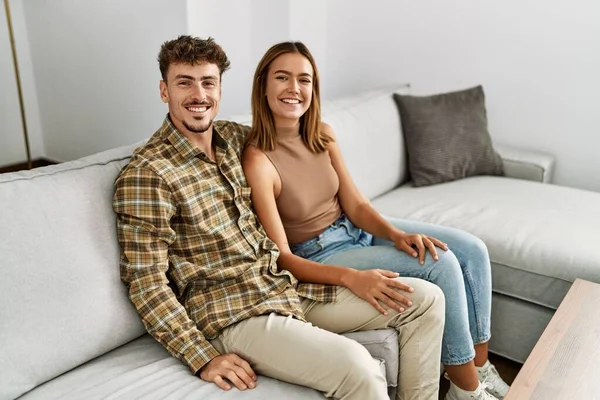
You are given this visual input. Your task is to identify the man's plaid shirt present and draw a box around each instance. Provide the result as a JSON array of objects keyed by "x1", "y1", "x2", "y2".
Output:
[{"x1": 113, "y1": 116, "x2": 336, "y2": 374}]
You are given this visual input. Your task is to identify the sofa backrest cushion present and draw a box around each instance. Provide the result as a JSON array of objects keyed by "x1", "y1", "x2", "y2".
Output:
[
  {"x1": 321, "y1": 86, "x2": 410, "y2": 199},
  {"x1": 0, "y1": 143, "x2": 147, "y2": 400}
]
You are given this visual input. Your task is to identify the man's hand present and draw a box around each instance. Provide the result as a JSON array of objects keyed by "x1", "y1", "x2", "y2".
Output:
[
  {"x1": 391, "y1": 231, "x2": 448, "y2": 265},
  {"x1": 341, "y1": 269, "x2": 414, "y2": 315},
  {"x1": 198, "y1": 353, "x2": 257, "y2": 391}
]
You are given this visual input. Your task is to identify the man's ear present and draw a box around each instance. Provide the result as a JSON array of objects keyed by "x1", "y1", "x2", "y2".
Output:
[{"x1": 159, "y1": 80, "x2": 169, "y2": 103}]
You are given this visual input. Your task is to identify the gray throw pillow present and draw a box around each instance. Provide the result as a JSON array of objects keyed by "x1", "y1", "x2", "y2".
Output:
[{"x1": 393, "y1": 85, "x2": 503, "y2": 187}]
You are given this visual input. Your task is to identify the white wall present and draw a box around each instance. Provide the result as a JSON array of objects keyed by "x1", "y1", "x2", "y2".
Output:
[
  {"x1": 289, "y1": 1, "x2": 328, "y2": 99},
  {"x1": 17, "y1": 0, "x2": 600, "y2": 192},
  {"x1": 22, "y1": 0, "x2": 188, "y2": 162},
  {"x1": 187, "y1": 0, "x2": 291, "y2": 118},
  {"x1": 186, "y1": 0, "x2": 328, "y2": 117},
  {"x1": 325, "y1": 0, "x2": 600, "y2": 192},
  {"x1": 0, "y1": 0, "x2": 44, "y2": 166}
]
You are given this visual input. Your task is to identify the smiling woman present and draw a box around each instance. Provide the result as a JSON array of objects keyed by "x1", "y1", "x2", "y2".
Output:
[
  {"x1": 265, "y1": 53, "x2": 313, "y2": 125},
  {"x1": 241, "y1": 40, "x2": 510, "y2": 400},
  {"x1": 247, "y1": 41, "x2": 330, "y2": 154}
]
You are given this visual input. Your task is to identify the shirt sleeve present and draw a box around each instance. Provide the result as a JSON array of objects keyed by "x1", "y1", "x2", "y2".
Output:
[{"x1": 113, "y1": 165, "x2": 220, "y2": 374}]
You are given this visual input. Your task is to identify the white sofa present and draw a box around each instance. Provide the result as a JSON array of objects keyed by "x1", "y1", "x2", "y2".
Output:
[{"x1": 2, "y1": 86, "x2": 600, "y2": 399}]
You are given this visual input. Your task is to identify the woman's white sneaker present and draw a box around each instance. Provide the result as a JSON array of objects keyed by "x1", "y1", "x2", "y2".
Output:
[
  {"x1": 444, "y1": 381, "x2": 499, "y2": 400},
  {"x1": 476, "y1": 360, "x2": 510, "y2": 399}
]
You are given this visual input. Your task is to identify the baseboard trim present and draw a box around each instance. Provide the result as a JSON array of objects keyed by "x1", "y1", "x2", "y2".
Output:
[{"x1": 0, "y1": 157, "x2": 58, "y2": 173}]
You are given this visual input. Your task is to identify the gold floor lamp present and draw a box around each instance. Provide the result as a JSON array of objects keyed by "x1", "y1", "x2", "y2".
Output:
[{"x1": 3, "y1": 0, "x2": 32, "y2": 169}]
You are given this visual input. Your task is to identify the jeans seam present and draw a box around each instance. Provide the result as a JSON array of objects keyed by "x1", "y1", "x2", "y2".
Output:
[
  {"x1": 462, "y1": 267, "x2": 487, "y2": 344},
  {"x1": 427, "y1": 251, "x2": 478, "y2": 365}
]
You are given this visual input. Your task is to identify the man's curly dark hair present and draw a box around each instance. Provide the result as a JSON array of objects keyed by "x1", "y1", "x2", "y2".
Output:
[{"x1": 158, "y1": 35, "x2": 230, "y2": 82}]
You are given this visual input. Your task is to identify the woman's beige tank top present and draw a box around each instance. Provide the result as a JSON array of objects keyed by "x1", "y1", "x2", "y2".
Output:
[{"x1": 262, "y1": 128, "x2": 342, "y2": 244}]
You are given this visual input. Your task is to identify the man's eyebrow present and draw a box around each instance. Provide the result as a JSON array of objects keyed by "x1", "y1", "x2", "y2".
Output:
[
  {"x1": 273, "y1": 69, "x2": 312, "y2": 78},
  {"x1": 173, "y1": 74, "x2": 219, "y2": 81},
  {"x1": 174, "y1": 74, "x2": 195, "y2": 81}
]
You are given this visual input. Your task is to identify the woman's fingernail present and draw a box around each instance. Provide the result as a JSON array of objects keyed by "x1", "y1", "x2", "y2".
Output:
[{"x1": 399, "y1": 308, "x2": 405, "y2": 312}]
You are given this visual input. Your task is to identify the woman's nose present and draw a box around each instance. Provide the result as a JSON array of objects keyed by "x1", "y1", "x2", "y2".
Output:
[{"x1": 287, "y1": 80, "x2": 299, "y2": 93}]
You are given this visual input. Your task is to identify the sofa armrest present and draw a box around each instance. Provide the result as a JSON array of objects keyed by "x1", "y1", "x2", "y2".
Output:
[
  {"x1": 342, "y1": 328, "x2": 398, "y2": 390},
  {"x1": 495, "y1": 144, "x2": 555, "y2": 183}
]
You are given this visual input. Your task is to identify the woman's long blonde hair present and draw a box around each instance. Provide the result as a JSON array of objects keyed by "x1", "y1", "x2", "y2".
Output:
[{"x1": 248, "y1": 41, "x2": 332, "y2": 153}]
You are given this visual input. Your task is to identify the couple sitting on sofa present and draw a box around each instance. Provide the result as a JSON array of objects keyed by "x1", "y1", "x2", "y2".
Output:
[{"x1": 112, "y1": 35, "x2": 510, "y2": 400}]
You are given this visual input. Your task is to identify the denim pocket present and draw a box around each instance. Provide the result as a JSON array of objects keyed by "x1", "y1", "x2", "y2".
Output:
[
  {"x1": 290, "y1": 237, "x2": 322, "y2": 260},
  {"x1": 290, "y1": 214, "x2": 366, "y2": 261},
  {"x1": 334, "y1": 215, "x2": 368, "y2": 244}
]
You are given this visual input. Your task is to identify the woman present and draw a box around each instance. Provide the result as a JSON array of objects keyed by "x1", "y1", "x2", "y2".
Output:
[{"x1": 242, "y1": 41, "x2": 510, "y2": 400}]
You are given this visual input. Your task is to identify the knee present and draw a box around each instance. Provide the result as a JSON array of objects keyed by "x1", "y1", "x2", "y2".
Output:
[
  {"x1": 463, "y1": 231, "x2": 488, "y2": 253},
  {"x1": 338, "y1": 340, "x2": 381, "y2": 374},
  {"x1": 447, "y1": 234, "x2": 492, "y2": 282},
  {"x1": 335, "y1": 340, "x2": 387, "y2": 395},
  {"x1": 467, "y1": 233, "x2": 490, "y2": 264},
  {"x1": 404, "y1": 279, "x2": 446, "y2": 322},
  {"x1": 428, "y1": 249, "x2": 462, "y2": 280},
  {"x1": 456, "y1": 231, "x2": 491, "y2": 264}
]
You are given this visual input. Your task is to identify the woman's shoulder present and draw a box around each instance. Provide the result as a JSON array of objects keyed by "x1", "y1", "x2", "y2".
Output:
[
  {"x1": 319, "y1": 121, "x2": 334, "y2": 135},
  {"x1": 242, "y1": 144, "x2": 270, "y2": 170},
  {"x1": 318, "y1": 122, "x2": 337, "y2": 148}
]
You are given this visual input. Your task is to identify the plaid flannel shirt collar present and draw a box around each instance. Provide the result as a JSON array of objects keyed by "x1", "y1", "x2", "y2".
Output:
[{"x1": 161, "y1": 114, "x2": 229, "y2": 160}]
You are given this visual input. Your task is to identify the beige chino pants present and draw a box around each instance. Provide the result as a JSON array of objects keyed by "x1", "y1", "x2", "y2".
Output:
[{"x1": 211, "y1": 277, "x2": 444, "y2": 400}]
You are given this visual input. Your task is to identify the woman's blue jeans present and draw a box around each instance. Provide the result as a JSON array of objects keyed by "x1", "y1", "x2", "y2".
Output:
[{"x1": 290, "y1": 214, "x2": 492, "y2": 365}]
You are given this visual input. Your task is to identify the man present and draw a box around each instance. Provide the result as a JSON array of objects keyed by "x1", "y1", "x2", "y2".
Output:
[{"x1": 113, "y1": 35, "x2": 445, "y2": 400}]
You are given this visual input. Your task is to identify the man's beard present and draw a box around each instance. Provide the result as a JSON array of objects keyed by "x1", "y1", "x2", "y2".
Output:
[{"x1": 183, "y1": 117, "x2": 213, "y2": 134}]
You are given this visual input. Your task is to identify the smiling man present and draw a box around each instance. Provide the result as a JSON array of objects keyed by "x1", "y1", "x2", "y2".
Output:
[{"x1": 112, "y1": 36, "x2": 445, "y2": 400}]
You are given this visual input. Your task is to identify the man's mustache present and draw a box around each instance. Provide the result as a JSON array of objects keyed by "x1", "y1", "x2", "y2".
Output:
[{"x1": 185, "y1": 101, "x2": 212, "y2": 107}]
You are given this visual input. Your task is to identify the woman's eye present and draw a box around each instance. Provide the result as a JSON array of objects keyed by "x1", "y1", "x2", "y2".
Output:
[{"x1": 276, "y1": 76, "x2": 287, "y2": 81}]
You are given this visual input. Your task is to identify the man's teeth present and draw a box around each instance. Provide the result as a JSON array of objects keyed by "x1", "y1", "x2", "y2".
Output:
[
  {"x1": 281, "y1": 99, "x2": 300, "y2": 104},
  {"x1": 188, "y1": 106, "x2": 208, "y2": 112}
]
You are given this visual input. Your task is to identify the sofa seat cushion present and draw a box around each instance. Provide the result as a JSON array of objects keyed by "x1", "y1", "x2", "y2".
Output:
[
  {"x1": 371, "y1": 176, "x2": 600, "y2": 310},
  {"x1": 18, "y1": 334, "x2": 390, "y2": 400}
]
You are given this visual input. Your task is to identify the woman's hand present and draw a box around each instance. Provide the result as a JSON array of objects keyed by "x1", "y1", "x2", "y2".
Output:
[
  {"x1": 390, "y1": 231, "x2": 448, "y2": 265},
  {"x1": 340, "y1": 269, "x2": 415, "y2": 315}
]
